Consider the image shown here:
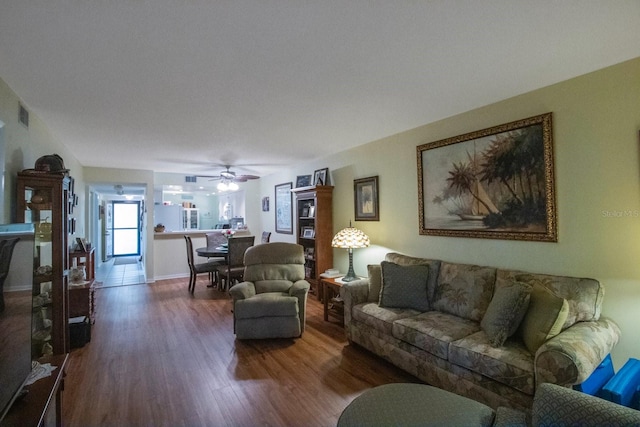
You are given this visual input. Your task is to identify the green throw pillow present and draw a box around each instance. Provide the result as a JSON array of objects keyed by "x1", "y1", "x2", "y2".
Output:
[
  {"x1": 379, "y1": 261, "x2": 430, "y2": 311},
  {"x1": 481, "y1": 280, "x2": 532, "y2": 347},
  {"x1": 518, "y1": 284, "x2": 569, "y2": 354}
]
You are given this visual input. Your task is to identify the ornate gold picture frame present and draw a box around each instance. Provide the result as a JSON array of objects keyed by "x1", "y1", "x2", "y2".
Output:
[{"x1": 417, "y1": 112, "x2": 557, "y2": 242}]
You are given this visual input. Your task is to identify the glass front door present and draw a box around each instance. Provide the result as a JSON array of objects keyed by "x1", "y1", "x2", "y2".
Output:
[{"x1": 112, "y1": 201, "x2": 140, "y2": 256}]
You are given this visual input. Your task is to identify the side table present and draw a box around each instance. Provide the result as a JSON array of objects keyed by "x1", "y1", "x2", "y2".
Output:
[
  {"x1": 321, "y1": 277, "x2": 344, "y2": 323},
  {"x1": 69, "y1": 248, "x2": 95, "y2": 281},
  {"x1": 69, "y1": 279, "x2": 96, "y2": 324}
]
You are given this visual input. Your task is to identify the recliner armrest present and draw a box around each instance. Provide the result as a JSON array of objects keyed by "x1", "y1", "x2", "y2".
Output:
[
  {"x1": 229, "y1": 281, "x2": 256, "y2": 300},
  {"x1": 290, "y1": 280, "x2": 310, "y2": 297}
]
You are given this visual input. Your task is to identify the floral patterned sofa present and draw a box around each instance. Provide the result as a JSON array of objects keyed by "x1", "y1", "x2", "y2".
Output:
[{"x1": 340, "y1": 252, "x2": 621, "y2": 410}]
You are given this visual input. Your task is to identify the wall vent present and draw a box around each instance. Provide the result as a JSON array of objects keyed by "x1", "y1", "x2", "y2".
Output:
[
  {"x1": 185, "y1": 175, "x2": 197, "y2": 183},
  {"x1": 18, "y1": 104, "x2": 29, "y2": 128}
]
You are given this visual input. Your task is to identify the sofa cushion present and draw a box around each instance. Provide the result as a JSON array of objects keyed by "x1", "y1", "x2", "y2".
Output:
[
  {"x1": 481, "y1": 279, "x2": 532, "y2": 347},
  {"x1": 496, "y1": 269, "x2": 603, "y2": 329},
  {"x1": 449, "y1": 330, "x2": 535, "y2": 395},
  {"x1": 432, "y1": 262, "x2": 496, "y2": 322},
  {"x1": 379, "y1": 261, "x2": 430, "y2": 311},
  {"x1": 352, "y1": 302, "x2": 420, "y2": 336},
  {"x1": 518, "y1": 284, "x2": 569, "y2": 354},
  {"x1": 384, "y1": 253, "x2": 441, "y2": 302},
  {"x1": 393, "y1": 311, "x2": 481, "y2": 359}
]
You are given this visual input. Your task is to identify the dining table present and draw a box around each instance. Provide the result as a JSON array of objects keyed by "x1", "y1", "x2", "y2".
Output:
[{"x1": 195, "y1": 245, "x2": 228, "y2": 258}]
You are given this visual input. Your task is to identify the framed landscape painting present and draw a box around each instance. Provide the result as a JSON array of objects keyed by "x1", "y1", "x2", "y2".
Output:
[{"x1": 417, "y1": 112, "x2": 557, "y2": 242}]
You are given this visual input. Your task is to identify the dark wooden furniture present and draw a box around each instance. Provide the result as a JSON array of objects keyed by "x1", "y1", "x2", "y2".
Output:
[
  {"x1": 292, "y1": 185, "x2": 334, "y2": 300},
  {"x1": 17, "y1": 172, "x2": 71, "y2": 357},
  {"x1": 69, "y1": 248, "x2": 95, "y2": 281},
  {"x1": 184, "y1": 236, "x2": 223, "y2": 293},
  {"x1": 195, "y1": 246, "x2": 228, "y2": 258},
  {"x1": 218, "y1": 236, "x2": 255, "y2": 290},
  {"x1": 68, "y1": 280, "x2": 96, "y2": 324},
  {"x1": 1, "y1": 354, "x2": 68, "y2": 427},
  {"x1": 321, "y1": 277, "x2": 344, "y2": 323}
]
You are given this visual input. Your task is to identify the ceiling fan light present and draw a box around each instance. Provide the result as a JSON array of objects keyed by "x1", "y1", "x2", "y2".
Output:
[
  {"x1": 217, "y1": 182, "x2": 228, "y2": 191},
  {"x1": 228, "y1": 182, "x2": 239, "y2": 191}
]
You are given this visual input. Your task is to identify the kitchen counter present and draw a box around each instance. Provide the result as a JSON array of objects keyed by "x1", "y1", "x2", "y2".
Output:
[{"x1": 152, "y1": 229, "x2": 251, "y2": 280}]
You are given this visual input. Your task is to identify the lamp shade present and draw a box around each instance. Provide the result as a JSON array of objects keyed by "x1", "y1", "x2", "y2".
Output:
[
  {"x1": 331, "y1": 224, "x2": 370, "y2": 282},
  {"x1": 331, "y1": 226, "x2": 370, "y2": 249}
]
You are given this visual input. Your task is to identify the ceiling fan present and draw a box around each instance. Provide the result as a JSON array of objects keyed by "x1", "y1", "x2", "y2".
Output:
[{"x1": 194, "y1": 166, "x2": 259, "y2": 191}]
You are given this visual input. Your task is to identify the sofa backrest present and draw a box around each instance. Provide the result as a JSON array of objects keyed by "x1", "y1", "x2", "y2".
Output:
[
  {"x1": 378, "y1": 253, "x2": 603, "y2": 329},
  {"x1": 496, "y1": 269, "x2": 603, "y2": 329},
  {"x1": 432, "y1": 262, "x2": 497, "y2": 322}
]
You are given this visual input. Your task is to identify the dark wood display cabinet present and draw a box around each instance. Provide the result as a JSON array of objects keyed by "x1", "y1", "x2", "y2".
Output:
[
  {"x1": 292, "y1": 185, "x2": 333, "y2": 300},
  {"x1": 16, "y1": 171, "x2": 72, "y2": 358}
]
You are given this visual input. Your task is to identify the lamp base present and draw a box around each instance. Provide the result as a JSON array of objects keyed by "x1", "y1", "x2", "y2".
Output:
[
  {"x1": 342, "y1": 249, "x2": 358, "y2": 282},
  {"x1": 341, "y1": 273, "x2": 358, "y2": 282}
]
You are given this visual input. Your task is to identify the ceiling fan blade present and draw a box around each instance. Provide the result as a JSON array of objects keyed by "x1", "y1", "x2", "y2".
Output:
[{"x1": 235, "y1": 174, "x2": 259, "y2": 181}]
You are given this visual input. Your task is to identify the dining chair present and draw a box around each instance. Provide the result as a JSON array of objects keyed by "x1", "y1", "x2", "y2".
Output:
[
  {"x1": 261, "y1": 231, "x2": 271, "y2": 244},
  {"x1": 205, "y1": 232, "x2": 227, "y2": 249},
  {"x1": 183, "y1": 236, "x2": 224, "y2": 293},
  {"x1": 218, "y1": 235, "x2": 255, "y2": 290},
  {"x1": 204, "y1": 232, "x2": 227, "y2": 284}
]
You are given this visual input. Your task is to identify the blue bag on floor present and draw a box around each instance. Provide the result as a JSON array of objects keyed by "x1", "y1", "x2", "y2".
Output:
[
  {"x1": 601, "y1": 358, "x2": 640, "y2": 407},
  {"x1": 574, "y1": 354, "x2": 614, "y2": 396}
]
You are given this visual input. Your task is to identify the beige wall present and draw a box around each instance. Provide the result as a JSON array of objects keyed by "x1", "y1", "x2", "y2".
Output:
[
  {"x1": 257, "y1": 57, "x2": 640, "y2": 368},
  {"x1": 0, "y1": 77, "x2": 86, "y2": 233}
]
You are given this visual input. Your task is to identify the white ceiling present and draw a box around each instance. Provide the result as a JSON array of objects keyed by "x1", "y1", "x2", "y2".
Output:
[{"x1": 1, "y1": 1, "x2": 639, "y2": 180}]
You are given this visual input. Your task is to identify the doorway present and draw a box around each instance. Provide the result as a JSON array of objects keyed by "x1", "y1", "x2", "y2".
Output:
[{"x1": 111, "y1": 201, "x2": 140, "y2": 257}]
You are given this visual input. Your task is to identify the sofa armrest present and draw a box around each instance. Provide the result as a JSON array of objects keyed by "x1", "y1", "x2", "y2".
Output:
[
  {"x1": 535, "y1": 317, "x2": 621, "y2": 387},
  {"x1": 493, "y1": 406, "x2": 527, "y2": 427},
  {"x1": 531, "y1": 383, "x2": 640, "y2": 426},
  {"x1": 340, "y1": 278, "x2": 370, "y2": 328},
  {"x1": 229, "y1": 281, "x2": 256, "y2": 301}
]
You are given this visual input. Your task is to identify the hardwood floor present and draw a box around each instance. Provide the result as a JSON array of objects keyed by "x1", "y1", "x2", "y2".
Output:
[{"x1": 62, "y1": 277, "x2": 419, "y2": 426}]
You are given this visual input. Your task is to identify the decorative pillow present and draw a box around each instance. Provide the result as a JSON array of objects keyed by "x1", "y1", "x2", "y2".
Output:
[
  {"x1": 378, "y1": 261, "x2": 430, "y2": 312},
  {"x1": 481, "y1": 280, "x2": 532, "y2": 347},
  {"x1": 518, "y1": 284, "x2": 570, "y2": 354},
  {"x1": 432, "y1": 262, "x2": 496, "y2": 322}
]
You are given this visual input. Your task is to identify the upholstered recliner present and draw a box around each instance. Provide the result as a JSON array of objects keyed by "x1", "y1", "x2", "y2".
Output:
[{"x1": 229, "y1": 242, "x2": 310, "y2": 339}]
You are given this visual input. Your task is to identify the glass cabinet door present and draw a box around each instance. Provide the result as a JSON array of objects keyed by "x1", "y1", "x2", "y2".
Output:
[
  {"x1": 24, "y1": 185, "x2": 56, "y2": 357},
  {"x1": 17, "y1": 172, "x2": 70, "y2": 358}
]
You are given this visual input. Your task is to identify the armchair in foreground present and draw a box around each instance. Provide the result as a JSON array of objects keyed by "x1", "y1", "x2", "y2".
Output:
[{"x1": 229, "y1": 242, "x2": 310, "y2": 339}]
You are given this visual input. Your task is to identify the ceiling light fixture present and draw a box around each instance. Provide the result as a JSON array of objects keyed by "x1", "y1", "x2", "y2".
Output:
[{"x1": 217, "y1": 179, "x2": 239, "y2": 192}]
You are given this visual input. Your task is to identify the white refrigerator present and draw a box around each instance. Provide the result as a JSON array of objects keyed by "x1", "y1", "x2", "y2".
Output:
[{"x1": 154, "y1": 205, "x2": 183, "y2": 231}]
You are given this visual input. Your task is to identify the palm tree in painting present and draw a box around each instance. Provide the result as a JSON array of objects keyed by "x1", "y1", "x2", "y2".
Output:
[
  {"x1": 446, "y1": 156, "x2": 499, "y2": 219},
  {"x1": 480, "y1": 125, "x2": 546, "y2": 227}
]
